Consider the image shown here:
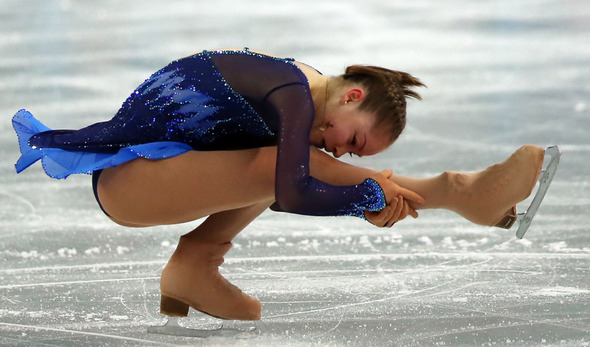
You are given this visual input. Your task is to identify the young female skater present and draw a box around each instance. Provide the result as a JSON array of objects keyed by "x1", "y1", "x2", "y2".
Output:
[{"x1": 12, "y1": 48, "x2": 548, "y2": 324}]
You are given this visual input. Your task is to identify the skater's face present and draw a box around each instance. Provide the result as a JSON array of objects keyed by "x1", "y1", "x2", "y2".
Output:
[{"x1": 310, "y1": 89, "x2": 393, "y2": 158}]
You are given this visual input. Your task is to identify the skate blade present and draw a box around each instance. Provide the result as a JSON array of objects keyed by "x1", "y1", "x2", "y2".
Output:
[
  {"x1": 515, "y1": 145, "x2": 561, "y2": 239},
  {"x1": 147, "y1": 316, "x2": 257, "y2": 338}
]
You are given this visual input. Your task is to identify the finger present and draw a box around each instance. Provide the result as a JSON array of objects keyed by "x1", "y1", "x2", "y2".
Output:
[
  {"x1": 384, "y1": 197, "x2": 402, "y2": 227},
  {"x1": 364, "y1": 209, "x2": 384, "y2": 226},
  {"x1": 408, "y1": 205, "x2": 419, "y2": 218},
  {"x1": 392, "y1": 195, "x2": 404, "y2": 221},
  {"x1": 367, "y1": 206, "x2": 390, "y2": 227},
  {"x1": 381, "y1": 169, "x2": 393, "y2": 179},
  {"x1": 400, "y1": 200, "x2": 410, "y2": 221},
  {"x1": 398, "y1": 186, "x2": 426, "y2": 205},
  {"x1": 383, "y1": 199, "x2": 397, "y2": 227},
  {"x1": 377, "y1": 206, "x2": 390, "y2": 227},
  {"x1": 395, "y1": 199, "x2": 408, "y2": 223},
  {"x1": 364, "y1": 210, "x2": 378, "y2": 224}
]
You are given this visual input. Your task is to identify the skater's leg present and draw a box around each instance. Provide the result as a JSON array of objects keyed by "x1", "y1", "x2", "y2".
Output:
[
  {"x1": 96, "y1": 149, "x2": 277, "y2": 320},
  {"x1": 161, "y1": 201, "x2": 272, "y2": 321},
  {"x1": 96, "y1": 148, "x2": 276, "y2": 226},
  {"x1": 182, "y1": 200, "x2": 273, "y2": 242},
  {"x1": 439, "y1": 145, "x2": 545, "y2": 227},
  {"x1": 388, "y1": 146, "x2": 545, "y2": 226}
]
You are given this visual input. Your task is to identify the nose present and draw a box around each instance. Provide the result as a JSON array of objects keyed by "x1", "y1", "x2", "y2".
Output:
[{"x1": 332, "y1": 146, "x2": 345, "y2": 158}]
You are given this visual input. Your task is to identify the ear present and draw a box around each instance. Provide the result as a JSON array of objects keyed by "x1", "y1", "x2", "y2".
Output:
[{"x1": 343, "y1": 88, "x2": 366, "y2": 104}]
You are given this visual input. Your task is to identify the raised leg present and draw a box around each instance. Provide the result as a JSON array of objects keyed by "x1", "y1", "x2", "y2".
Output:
[{"x1": 391, "y1": 145, "x2": 545, "y2": 228}]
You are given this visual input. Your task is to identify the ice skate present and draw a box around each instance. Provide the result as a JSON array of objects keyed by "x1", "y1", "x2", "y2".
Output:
[
  {"x1": 148, "y1": 235, "x2": 260, "y2": 337},
  {"x1": 148, "y1": 316, "x2": 256, "y2": 338},
  {"x1": 515, "y1": 145, "x2": 560, "y2": 238},
  {"x1": 444, "y1": 145, "x2": 559, "y2": 237}
]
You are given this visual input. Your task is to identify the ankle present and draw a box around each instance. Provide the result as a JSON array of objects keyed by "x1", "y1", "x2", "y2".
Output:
[
  {"x1": 170, "y1": 236, "x2": 232, "y2": 266},
  {"x1": 430, "y1": 171, "x2": 463, "y2": 210},
  {"x1": 179, "y1": 233, "x2": 231, "y2": 247},
  {"x1": 440, "y1": 170, "x2": 487, "y2": 219}
]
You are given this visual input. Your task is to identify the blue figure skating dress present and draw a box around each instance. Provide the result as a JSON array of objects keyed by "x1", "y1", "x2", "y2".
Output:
[{"x1": 12, "y1": 49, "x2": 385, "y2": 218}]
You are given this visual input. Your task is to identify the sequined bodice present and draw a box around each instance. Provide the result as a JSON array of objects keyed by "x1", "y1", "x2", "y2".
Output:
[{"x1": 30, "y1": 51, "x2": 281, "y2": 153}]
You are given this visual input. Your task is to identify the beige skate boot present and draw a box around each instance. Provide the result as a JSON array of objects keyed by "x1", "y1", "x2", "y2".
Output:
[
  {"x1": 159, "y1": 235, "x2": 261, "y2": 321},
  {"x1": 444, "y1": 145, "x2": 546, "y2": 229}
]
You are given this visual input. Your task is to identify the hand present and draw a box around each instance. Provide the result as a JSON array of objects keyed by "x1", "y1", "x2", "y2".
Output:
[
  {"x1": 369, "y1": 170, "x2": 425, "y2": 207},
  {"x1": 365, "y1": 170, "x2": 425, "y2": 227},
  {"x1": 364, "y1": 195, "x2": 417, "y2": 227}
]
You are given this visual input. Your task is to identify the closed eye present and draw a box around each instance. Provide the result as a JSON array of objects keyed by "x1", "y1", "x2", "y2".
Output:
[{"x1": 348, "y1": 135, "x2": 361, "y2": 157}]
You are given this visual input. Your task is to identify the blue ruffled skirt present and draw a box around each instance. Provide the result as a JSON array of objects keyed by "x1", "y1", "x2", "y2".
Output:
[{"x1": 12, "y1": 109, "x2": 193, "y2": 179}]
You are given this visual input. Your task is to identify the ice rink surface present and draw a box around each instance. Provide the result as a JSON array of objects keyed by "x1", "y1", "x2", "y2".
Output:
[{"x1": 1, "y1": 0, "x2": 589, "y2": 345}]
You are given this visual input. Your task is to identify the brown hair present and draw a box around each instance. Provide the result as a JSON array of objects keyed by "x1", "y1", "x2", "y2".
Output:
[{"x1": 342, "y1": 65, "x2": 425, "y2": 142}]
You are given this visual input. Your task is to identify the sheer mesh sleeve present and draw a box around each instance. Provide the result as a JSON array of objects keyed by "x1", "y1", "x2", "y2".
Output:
[{"x1": 263, "y1": 82, "x2": 386, "y2": 218}]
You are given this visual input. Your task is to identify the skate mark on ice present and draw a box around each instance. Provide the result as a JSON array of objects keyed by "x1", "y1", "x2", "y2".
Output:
[
  {"x1": 148, "y1": 316, "x2": 258, "y2": 338},
  {"x1": 265, "y1": 280, "x2": 481, "y2": 320},
  {"x1": 117, "y1": 282, "x2": 156, "y2": 322},
  {"x1": 263, "y1": 300, "x2": 331, "y2": 304},
  {"x1": 229, "y1": 252, "x2": 590, "y2": 265},
  {"x1": 262, "y1": 246, "x2": 571, "y2": 322},
  {"x1": 1, "y1": 337, "x2": 55, "y2": 347},
  {"x1": 2, "y1": 252, "x2": 589, "y2": 276},
  {"x1": 0, "y1": 191, "x2": 36, "y2": 214},
  {"x1": 0, "y1": 321, "x2": 174, "y2": 346},
  {"x1": 2, "y1": 252, "x2": 579, "y2": 290},
  {"x1": 309, "y1": 309, "x2": 346, "y2": 339},
  {"x1": 1, "y1": 296, "x2": 19, "y2": 305},
  {"x1": 0, "y1": 260, "x2": 166, "y2": 275},
  {"x1": 411, "y1": 321, "x2": 572, "y2": 345},
  {"x1": 408, "y1": 302, "x2": 590, "y2": 344},
  {"x1": 142, "y1": 280, "x2": 159, "y2": 320},
  {"x1": 116, "y1": 278, "x2": 160, "y2": 321},
  {"x1": 229, "y1": 265, "x2": 537, "y2": 280},
  {"x1": 0, "y1": 276, "x2": 159, "y2": 290}
]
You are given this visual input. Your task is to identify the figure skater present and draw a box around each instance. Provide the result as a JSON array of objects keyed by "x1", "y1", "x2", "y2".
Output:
[{"x1": 12, "y1": 48, "x2": 557, "y2": 328}]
